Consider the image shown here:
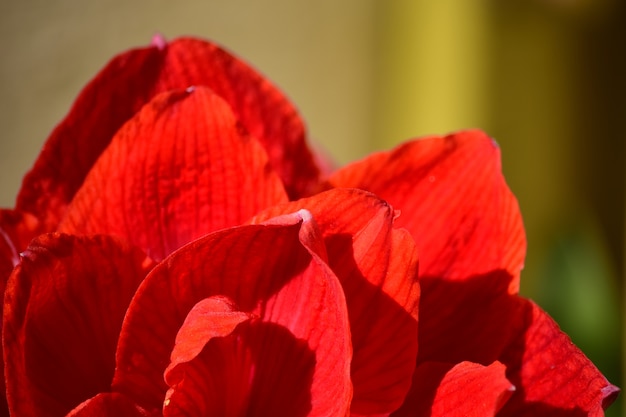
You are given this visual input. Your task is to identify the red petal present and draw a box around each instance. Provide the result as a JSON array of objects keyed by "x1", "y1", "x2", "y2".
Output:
[
  {"x1": 392, "y1": 361, "x2": 514, "y2": 417},
  {"x1": 113, "y1": 212, "x2": 351, "y2": 416},
  {"x1": 164, "y1": 296, "x2": 253, "y2": 374},
  {"x1": 66, "y1": 393, "x2": 153, "y2": 417},
  {"x1": 498, "y1": 300, "x2": 619, "y2": 416},
  {"x1": 58, "y1": 87, "x2": 287, "y2": 261},
  {"x1": 160, "y1": 38, "x2": 320, "y2": 198},
  {"x1": 2, "y1": 234, "x2": 153, "y2": 417},
  {"x1": 16, "y1": 46, "x2": 164, "y2": 231},
  {"x1": 251, "y1": 188, "x2": 419, "y2": 415},
  {"x1": 17, "y1": 37, "x2": 318, "y2": 231},
  {"x1": 327, "y1": 130, "x2": 525, "y2": 293}
]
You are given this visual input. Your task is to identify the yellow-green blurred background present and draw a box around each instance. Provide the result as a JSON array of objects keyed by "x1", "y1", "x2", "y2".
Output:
[{"x1": 1, "y1": 0, "x2": 623, "y2": 414}]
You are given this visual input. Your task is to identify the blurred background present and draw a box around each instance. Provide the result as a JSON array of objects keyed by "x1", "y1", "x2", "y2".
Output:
[{"x1": 1, "y1": 0, "x2": 623, "y2": 414}]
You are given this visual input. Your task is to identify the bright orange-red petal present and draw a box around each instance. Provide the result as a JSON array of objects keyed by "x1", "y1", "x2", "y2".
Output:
[
  {"x1": 159, "y1": 38, "x2": 320, "y2": 198},
  {"x1": 113, "y1": 212, "x2": 352, "y2": 416},
  {"x1": 251, "y1": 188, "x2": 419, "y2": 415},
  {"x1": 2, "y1": 234, "x2": 153, "y2": 417},
  {"x1": 17, "y1": 37, "x2": 318, "y2": 231},
  {"x1": 58, "y1": 87, "x2": 287, "y2": 261},
  {"x1": 392, "y1": 361, "x2": 514, "y2": 417},
  {"x1": 327, "y1": 130, "x2": 525, "y2": 293}
]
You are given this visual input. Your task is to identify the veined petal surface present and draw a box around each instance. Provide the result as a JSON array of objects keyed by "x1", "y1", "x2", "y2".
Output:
[
  {"x1": 58, "y1": 87, "x2": 287, "y2": 261},
  {"x1": 16, "y1": 37, "x2": 318, "y2": 231}
]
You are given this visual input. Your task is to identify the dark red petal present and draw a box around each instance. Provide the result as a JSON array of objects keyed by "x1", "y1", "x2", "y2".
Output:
[
  {"x1": 17, "y1": 37, "x2": 317, "y2": 231},
  {"x1": 498, "y1": 300, "x2": 619, "y2": 416},
  {"x1": 392, "y1": 361, "x2": 514, "y2": 417},
  {"x1": 113, "y1": 212, "x2": 351, "y2": 416},
  {"x1": 0, "y1": 211, "x2": 41, "y2": 417},
  {"x1": 58, "y1": 87, "x2": 287, "y2": 261},
  {"x1": 251, "y1": 188, "x2": 419, "y2": 415},
  {"x1": 327, "y1": 130, "x2": 525, "y2": 294},
  {"x1": 3, "y1": 234, "x2": 154, "y2": 417},
  {"x1": 66, "y1": 393, "x2": 154, "y2": 417},
  {"x1": 416, "y1": 270, "x2": 525, "y2": 366}
]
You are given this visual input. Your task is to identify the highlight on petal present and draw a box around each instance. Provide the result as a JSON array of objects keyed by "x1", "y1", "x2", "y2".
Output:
[
  {"x1": 66, "y1": 393, "x2": 153, "y2": 417},
  {"x1": 113, "y1": 212, "x2": 352, "y2": 416},
  {"x1": 251, "y1": 188, "x2": 419, "y2": 415},
  {"x1": 16, "y1": 36, "x2": 318, "y2": 232},
  {"x1": 58, "y1": 87, "x2": 288, "y2": 261},
  {"x1": 392, "y1": 361, "x2": 514, "y2": 417},
  {"x1": 3, "y1": 234, "x2": 154, "y2": 417},
  {"x1": 327, "y1": 129, "x2": 525, "y2": 293},
  {"x1": 498, "y1": 300, "x2": 619, "y2": 416}
]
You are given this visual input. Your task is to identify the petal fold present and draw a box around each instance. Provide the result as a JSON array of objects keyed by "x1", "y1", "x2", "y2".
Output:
[
  {"x1": 392, "y1": 361, "x2": 514, "y2": 417},
  {"x1": 251, "y1": 188, "x2": 419, "y2": 415},
  {"x1": 113, "y1": 212, "x2": 352, "y2": 416},
  {"x1": 3, "y1": 234, "x2": 153, "y2": 417},
  {"x1": 59, "y1": 87, "x2": 287, "y2": 261}
]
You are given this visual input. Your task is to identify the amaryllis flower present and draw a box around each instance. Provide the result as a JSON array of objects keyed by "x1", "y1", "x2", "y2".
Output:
[{"x1": 0, "y1": 36, "x2": 618, "y2": 417}]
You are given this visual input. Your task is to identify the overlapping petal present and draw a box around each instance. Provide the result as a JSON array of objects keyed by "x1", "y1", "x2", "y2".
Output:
[
  {"x1": 326, "y1": 129, "x2": 525, "y2": 293},
  {"x1": 58, "y1": 87, "x2": 288, "y2": 261},
  {"x1": 251, "y1": 188, "x2": 419, "y2": 415},
  {"x1": 113, "y1": 211, "x2": 352, "y2": 416},
  {"x1": 16, "y1": 37, "x2": 318, "y2": 233},
  {"x1": 2, "y1": 233, "x2": 154, "y2": 417}
]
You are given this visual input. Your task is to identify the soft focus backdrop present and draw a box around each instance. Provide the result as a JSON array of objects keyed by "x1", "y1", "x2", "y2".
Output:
[{"x1": 1, "y1": 0, "x2": 623, "y2": 414}]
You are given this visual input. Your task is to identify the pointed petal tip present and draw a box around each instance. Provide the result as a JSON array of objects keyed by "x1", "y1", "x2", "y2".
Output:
[
  {"x1": 296, "y1": 209, "x2": 313, "y2": 223},
  {"x1": 601, "y1": 384, "x2": 620, "y2": 409},
  {"x1": 151, "y1": 33, "x2": 167, "y2": 50}
]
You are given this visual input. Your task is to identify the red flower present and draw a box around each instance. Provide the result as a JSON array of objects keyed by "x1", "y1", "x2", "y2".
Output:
[{"x1": 0, "y1": 36, "x2": 618, "y2": 417}]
